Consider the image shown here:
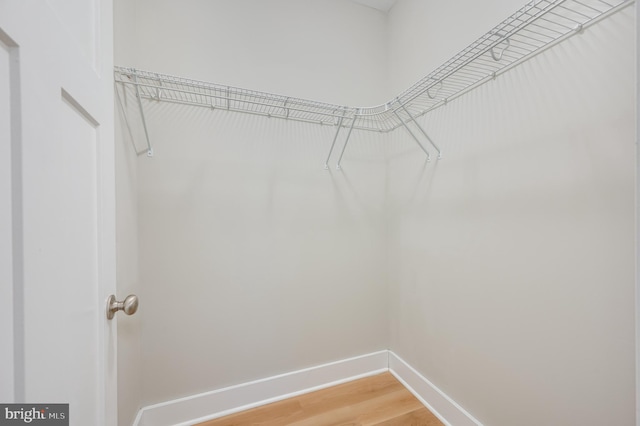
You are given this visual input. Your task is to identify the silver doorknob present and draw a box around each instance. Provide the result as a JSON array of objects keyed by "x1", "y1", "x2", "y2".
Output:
[{"x1": 106, "y1": 294, "x2": 139, "y2": 320}]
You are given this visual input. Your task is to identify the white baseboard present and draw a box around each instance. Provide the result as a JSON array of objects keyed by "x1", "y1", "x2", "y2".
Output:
[
  {"x1": 133, "y1": 350, "x2": 482, "y2": 426},
  {"x1": 133, "y1": 350, "x2": 389, "y2": 426},
  {"x1": 388, "y1": 351, "x2": 483, "y2": 426}
]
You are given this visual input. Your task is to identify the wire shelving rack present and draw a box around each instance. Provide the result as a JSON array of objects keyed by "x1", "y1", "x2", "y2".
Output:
[{"x1": 114, "y1": 0, "x2": 633, "y2": 166}]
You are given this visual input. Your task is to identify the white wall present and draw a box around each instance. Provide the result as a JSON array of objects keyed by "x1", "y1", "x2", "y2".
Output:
[
  {"x1": 134, "y1": 0, "x2": 389, "y2": 106},
  {"x1": 117, "y1": 0, "x2": 391, "y2": 408},
  {"x1": 387, "y1": 1, "x2": 636, "y2": 425},
  {"x1": 114, "y1": 0, "x2": 636, "y2": 424},
  {"x1": 137, "y1": 108, "x2": 389, "y2": 405}
]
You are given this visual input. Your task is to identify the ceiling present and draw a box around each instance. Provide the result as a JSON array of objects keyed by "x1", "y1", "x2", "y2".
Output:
[{"x1": 350, "y1": 0, "x2": 398, "y2": 13}]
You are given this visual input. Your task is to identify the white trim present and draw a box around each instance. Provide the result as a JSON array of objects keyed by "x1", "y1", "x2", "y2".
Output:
[
  {"x1": 388, "y1": 351, "x2": 483, "y2": 426},
  {"x1": 132, "y1": 350, "x2": 484, "y2": 426},
  {"x1": 133, "y1": 350, "x2": 389, "y2": 426},
  {"x1": 636, "y1": 4, "x2": 640, "y2": 426},
  {"x1": 0, "y1": 29, "x2": 20, "y2": 403}
]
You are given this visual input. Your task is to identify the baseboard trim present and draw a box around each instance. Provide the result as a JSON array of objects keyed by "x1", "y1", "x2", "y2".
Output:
[
  {"x1": 388, "y1": 351, "x2": 483, "y2": 426},
  {"x1": 133, "y1": 350, "x2": 483, "y2": 426},
  {"x1": 133, "y1": 350, "x2": 389, "y2": 426}
]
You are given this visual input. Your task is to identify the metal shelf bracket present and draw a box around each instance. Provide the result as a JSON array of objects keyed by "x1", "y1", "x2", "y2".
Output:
[
  {"x1": 133, "y1": 74, "x2": 154, "y2": 157},
  {"x1": 324, "y1": 110, "x2": 346, "y2": 170},
  {"x1": 393, "y1": 104, "x2": 431, "y2": 162},
  {"x1": 398, "y1": 104, "x2": 442, "y2": 160},
  {"x1": 336, "y1": 111, "x2": 359, "y2": 170}
]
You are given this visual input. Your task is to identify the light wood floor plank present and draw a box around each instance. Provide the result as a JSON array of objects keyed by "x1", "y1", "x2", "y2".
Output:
[
  {"x1": 197, "y1": 372, "x2": 443, "y2": 426},
  {"x1": 374, "y1": 409, "x2": 444, "y2": 426}
]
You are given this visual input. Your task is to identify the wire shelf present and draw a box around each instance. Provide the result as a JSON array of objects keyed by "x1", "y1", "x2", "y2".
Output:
[
  {"x1": 391, "y1": 0, "x2": 632, "y2": 125},
  {"x1": 115, "y1": 0, "x2": 632, "y2": 159},
  {"x1": 115, "y1": 68, "x2": 361, "y2": 128}
]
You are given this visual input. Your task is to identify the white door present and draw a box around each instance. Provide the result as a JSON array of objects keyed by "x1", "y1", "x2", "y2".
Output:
[{"x1": 0, "y1": 1, "x2": 116, "y2": 425}]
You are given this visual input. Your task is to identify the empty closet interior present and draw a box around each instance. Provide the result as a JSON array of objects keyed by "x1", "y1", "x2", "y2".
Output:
[{"x1": 113, "y1": 0, "x2": 636, "y2": 425}]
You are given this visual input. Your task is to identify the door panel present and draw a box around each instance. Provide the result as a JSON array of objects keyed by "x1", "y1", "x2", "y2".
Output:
[
  {"x1": 46, "y1": 0, "x2": 99, "y2": 68},
  {"x1": 0, "y1": 1, "x2": 115, "y2": 425},
  {"x1": 23, "y1": 91, "x2": 100, "y2": 423}
]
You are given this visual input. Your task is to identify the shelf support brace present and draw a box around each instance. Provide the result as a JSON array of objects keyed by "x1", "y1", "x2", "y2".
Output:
[
  {"x1": 393, "y1": 106, "x2": 431, "y2": 161},
  {"x1": 115, "y1": 82, "x2": 149, "y2": 157},
  {"x1": 399, "y1": 104, "x2": 442, "y2": 159},
  {"x1": 336, "y1": 110, "x2": 358, "y2": 170},
  {"x1": 324, "y1": 111, "x2": 346, "y2": 170},
  {"x1": 133, "y1": 74, "x2": 154, "y2": 157}
]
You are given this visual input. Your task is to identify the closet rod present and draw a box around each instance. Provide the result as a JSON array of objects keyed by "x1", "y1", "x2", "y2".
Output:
[{"x1": 114, "y1": 0, "x2": 632, "y2": 165}]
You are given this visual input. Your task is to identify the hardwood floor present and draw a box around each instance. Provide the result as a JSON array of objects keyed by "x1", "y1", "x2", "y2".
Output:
[{"x1": 197, "y1": 372, "x2": 444, "y2": 426}]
